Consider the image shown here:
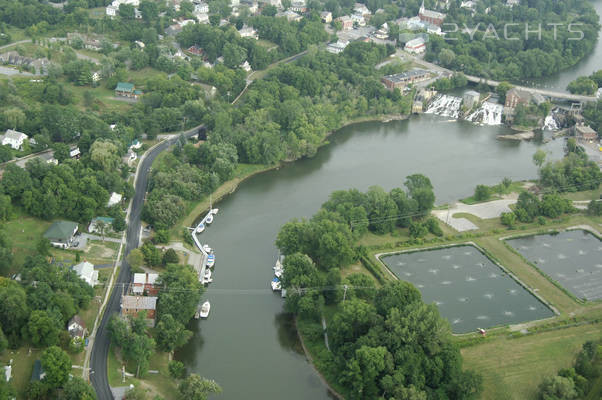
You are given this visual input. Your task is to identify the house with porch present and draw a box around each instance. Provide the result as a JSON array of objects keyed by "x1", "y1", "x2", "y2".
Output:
[{"x1": 44, "y1": 220, "x2": 78, "y2": 249}]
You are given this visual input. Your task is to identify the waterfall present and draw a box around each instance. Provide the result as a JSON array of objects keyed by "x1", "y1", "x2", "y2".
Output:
[
  {"x1": 466, "y1": 101, "x2": 504, "y2": 126},
  {"x1": 543, "y1": 110, "x2": 560, "y2": 131},
  {"x1": 425, "y1": 94, "x2": 463, "y2": 119}
]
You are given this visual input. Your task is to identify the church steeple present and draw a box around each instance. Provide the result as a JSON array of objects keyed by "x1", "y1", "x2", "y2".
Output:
[{"x1": 420, "y1": 0, "x2": 425, "y2": 13}]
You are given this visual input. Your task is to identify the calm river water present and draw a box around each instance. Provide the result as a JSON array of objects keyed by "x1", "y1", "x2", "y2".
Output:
[{"x1": 176, "y1": 116, "x2": 565, "y2": 399}]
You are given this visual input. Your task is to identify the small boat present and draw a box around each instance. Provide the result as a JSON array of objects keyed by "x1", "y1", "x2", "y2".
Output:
[
  {"x1": 205, "y1": 214, "x2": 214, "y2": 224},
  {"x1": 204, "y1": 269, "x2": 212, "y2": 280},
  {"x1": 200, "y1": 301, "x2": 210, "y2": 318},
  {"x1": 274, "y1": 268, "x2": 283, "y2": 278},
  {"x1": 202, "y1": 244, "x2": 212, "y2": 253},
  {"x1": 196, "y1": 223, "x2": 205, "y2": 233},
  {"x1": 207, "y1": 254, "x2": 215, "y2": 267},
  {"x1": 202, "y1": 277, "x2": 213, "y2": 284},
  {"x1": 271, "y1": 277, "x2": 281, "y2": 291},
  {"x1": 211, "y1": 208, "x2": 219, "y2": 215}
]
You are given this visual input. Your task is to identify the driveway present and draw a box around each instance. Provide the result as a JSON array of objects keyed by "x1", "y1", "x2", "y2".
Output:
[{"x1": 432, "y1": 197, "x2": 517, "y2": 232}]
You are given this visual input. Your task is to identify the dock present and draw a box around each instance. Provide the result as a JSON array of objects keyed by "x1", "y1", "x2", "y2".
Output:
[{"x1": 191, "y1": 209, "x2": 217, "y2": 283}]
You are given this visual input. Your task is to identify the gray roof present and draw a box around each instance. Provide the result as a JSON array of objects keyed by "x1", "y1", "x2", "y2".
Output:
[
  {"x1": 44, "y1": 220, "x2": 78, "y2": 243},
  {"x1": 3, "y1": 129, "x2": 28, "y2": 141},
  {"x1": 122, "y1": 295, "x2": 157, "y2": 310}
]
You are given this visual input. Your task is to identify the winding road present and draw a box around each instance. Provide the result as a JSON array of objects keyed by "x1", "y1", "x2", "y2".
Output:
[{"x1": 90, "y1": 129, "x2": 199, "y2": 400}]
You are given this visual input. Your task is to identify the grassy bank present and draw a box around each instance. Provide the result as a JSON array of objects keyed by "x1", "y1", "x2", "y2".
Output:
[{"x1": 461, "y1": 322, "x2": 602, "y2": 400}]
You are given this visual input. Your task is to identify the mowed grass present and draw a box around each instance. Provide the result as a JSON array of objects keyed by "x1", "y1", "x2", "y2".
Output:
[
  {"x1": 3, "y1": 213, "x2": 52, "y2": 268},
  {"x1": 0, "y1": 347, "x2": 42, "y2": 399},
  {"x1": 462, "y1": 323, "x2": 602, "y2": 400}
]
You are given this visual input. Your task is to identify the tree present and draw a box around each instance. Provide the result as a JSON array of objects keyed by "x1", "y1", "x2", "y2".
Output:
[
  {"x1": 169, "y1": 360, "x2": 186, "y2": 379},
  {"x1": 162, "y1": 248, "x2": 179, "y2": 265},
  {"x1": 538, "y1": 375, "x2": 578, "y2": 400},
  {"x1": 125, "y1": 385, "x2": 148, "y2": 400},
  {"x1": 473, "y1": 184, "x2": 491, "y2": 201},
  {"x1": 40, "y1": 346, "x2": 71, "y2": 388},
  {"x1": 154, "y1": 230, "x2": 170, "y2": 244},
  {"x1": 501, "y1": 212, "x2": 516, "y2": 228},
  {"x1": 96, "y1": 220, "x2": 107, "y2": 241},
  {"x1": 533, "y1": 149, "x2": 546, "y2": 168},
  {"x1": 587, "y1": 200, "x2": 602, "y2": 216},
  {"x1": 113, "y1": 215, "x2": 126, "y2": 232},
  {"x1": 90, "y1": 140, "x2": 120, "y2": 172},
  {"x1": 155, "y1": 314, "x2": 192, "y2": 353},
  {"x1": 178, "y1": 374, "x2": 222, "y2": 400},
  {"x1": 0, "y1": 325, "x2": 7, "y2": 354},
  {"x1": 53, "y1": 143, "x2": 70, "y2": 163},
  {"x1": 127, "y1": 249, "x2": 145, "y2": 270},
  {"x1": 63, "y1": 377, "x2": 97, "y2": 400},
  {"x1": 27, "y1": 310, "x2": 59, "y2": 347},
  {"x1": 157, "y1": 264, "x2": 203, "y2": 324},
  {"x1": 0, "y1": 284, "x2": 29, "y2": 344}
]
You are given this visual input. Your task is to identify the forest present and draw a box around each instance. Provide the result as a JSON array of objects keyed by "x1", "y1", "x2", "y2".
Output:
[
  {"x1": 275, "y1": 179, "x2": 481, "y2": 400},
  {"x1": 425, "y1": 0, "x2": 600, "y2": 80}
]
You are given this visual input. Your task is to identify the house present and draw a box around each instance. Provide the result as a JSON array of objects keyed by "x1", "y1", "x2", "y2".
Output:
[
  {"x1": 38, "y1": 152, "x2": 58, "y2": 165},
  {"x1": 70, "y1": 147, "x2": 81, "y2": 159},
  {"x1": 506, "y1": 0, "x2": 520, "y2": 6},
  {"x1": 326, "y1": 40, "x2": 350, "y2": 54},
  {"x1": 504, "y1": 87, "x2": 532, "y2": 109},
  {"x1": 276, "y1": 10, "x2": 302, "y2": 21},
  {"x1": 129, "y1": 139, "x2": 142, "y2": 150},
  {"x1": 194, "y1": 2, "x2": 209, "y2": 13},
  {"x1": 404, "y1": 37, "x2": 426, "y2": 54},
  {"x1": 72, "y1": 261, "x2": 99, "y2": 287},
  {"x1": 187, "y1": 45, "x2": 204, "y2": 56},
  {"x1": 67, "y1": 315, "x2": 86, "y2": 339},
  {"x1": 240, "y1": 60, "x2": 252, "y2": 72},
  {"x1": 575, "y1": 125, "x2": 598, "y2": 141},
  {"x1": 4, "y1": 364, "x2": 11, "y2": 383},
  {"x1": 336, "y1": 16, "x2": 353, "y2": 30},
  {"x1": 88, "y1": 216, "x2": 114, "y2": 234},
  {"x1": 132, "y1": 273, "x2": 160, "y2": 295},
  {"x1": 107, "y1": 192, "x2": 123, "y2": 207},
  {"x1": 381, "y1": 69, "x2": 431, "y2": 90},
  {"x1": 418, "y1": 1, "x2": 446, "y2": 26},
  {"x1": 351, "y1": 13, "x2": 366, "y2": 26},
  {"x1": 31, "y1": 360, "x2": 46, "y2": 382},
  {"x1": 115, "y1": 82, "x2": 137, "y2": 98},
  {"x1": 354, "y1": 2, "x2": 371, "y2": 16},
  {"x1": 238, "y1": 25, "x2": 258, "y2": 39},
  {"x1": 44, "y1": 220, "x2": 78, "y2": 249},
  {"x1": 195, "y1": 12, "x2": 210, "y2": 23},
  {"x1": 463, "y1": 90, "x2": 480, "y2": 109},
  {"x1": 91, "y1": 71, "x2": 101, "y2": 82},
  {"x1": 1, "y1": 129, "x2": 28, "y2": 150},
  {"x1": 121, "y1": 295, "x2": 158, "y2": 326},
  {"x1": 106, "y1": 4, "x2": 118, "y2": 16},
  {"x1": 290, "y1": 0, "x2": 307, "y2": 13},
  {"x1": 320, "y1": 11, "x2": 332, "y2": 23}
]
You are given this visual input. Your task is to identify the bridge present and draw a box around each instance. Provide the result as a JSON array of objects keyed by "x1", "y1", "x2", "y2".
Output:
[
  {"x1": 405, "y1": 53, "x2": 599, "y2": 104},
  {"x1": 463, "y1": 75, "x2": 598, "y2": 103}
]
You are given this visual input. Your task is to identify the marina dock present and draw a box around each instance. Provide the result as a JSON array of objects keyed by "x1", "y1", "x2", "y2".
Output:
[{"x1": 191, "y1": 209, "x2": 217, "y2": 283}]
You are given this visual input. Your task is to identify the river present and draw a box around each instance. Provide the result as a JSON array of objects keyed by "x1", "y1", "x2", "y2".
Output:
[
  {"x1": 176, "y1": 115, "x2": 565, "y2": 399},
  {"x1": 520, "y1": 0, "x2": 602, "y2": 92}
]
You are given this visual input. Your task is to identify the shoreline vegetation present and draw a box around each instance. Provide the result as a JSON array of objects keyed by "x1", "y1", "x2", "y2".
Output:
[{"x1": 173, "y1": 112, "x2": 410, "y2": 240}]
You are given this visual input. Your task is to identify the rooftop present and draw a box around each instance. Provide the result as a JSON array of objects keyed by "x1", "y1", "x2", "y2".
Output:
[
  {"x1": 3, "y1": 129, "x2": 28, "y2": 141},
  {"x1": 122, "y1": 295, "x2": 157, "y2": 310},
  {"x1": 133, "y1": 273, "x2": 159, "y2": 285},
  {"x1": 383, "y1": 69, "x2": 430, "y2": 83},
  {"x1": 115, "y1": 82, "x2": 134, "y2": 92},
  {"x1": 44, "y1": 220, "x2": 78, "y2": 242}
]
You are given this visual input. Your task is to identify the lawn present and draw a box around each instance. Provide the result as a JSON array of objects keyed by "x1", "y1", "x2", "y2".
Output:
[
  {"x1": 108, "y1": 343, "x2": 178, "y2": 399},
  {"x1": 560, "y1": 188, "x2": 602, "y2": 201},
  {"x1": 3, "y1": 213, "x2": 52, "y2": 268},
  {"x1": 462, "y1": 322, "x2": 602, "y2": 400},
  {"x1": 460, "y1": 181, "x2": 525, "y2": 205},
  {"x1": 0, "y1": 347, "x2": 41, "y2": 399}
]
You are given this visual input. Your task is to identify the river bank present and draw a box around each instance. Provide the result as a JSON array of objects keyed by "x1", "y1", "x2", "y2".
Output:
[{"x1": 173, "y1": 112, "x2": 411, "y2": 239}]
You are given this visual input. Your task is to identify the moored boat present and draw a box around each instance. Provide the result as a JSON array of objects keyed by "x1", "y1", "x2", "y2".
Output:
[
  {"x1": 205, "y1": 214, "x2": 214, "y2": 224},
  {"x1": 207, "y1": 253, "x2": 215, "y2": 267},
  {"x1": 200, "y1": 301, "x2": 211, "y2": 318},
  {"x1": 271, "y1": 277, "x2": 281, "y2": 291},
  {"x1": 202, "y1": 244, "x2": 212, "y2": 253},
  {"x1": 196, "y1": 223, "x2": 205, "y2": 233}
]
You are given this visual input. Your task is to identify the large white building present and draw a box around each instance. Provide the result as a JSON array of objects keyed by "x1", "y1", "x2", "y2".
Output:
[
  {"x1": 326, "y1": 39, "x2": 350, "y2": 54},
  {"x1": 72, "y1": 261, "x2": 99, "y2": 287},
  {"x1": 404, "y1": 37, "x2": 426, "y2": 54},
  {"x1": 1, "y1": 129, "x2": 28, "y2": 150},
  {"x1": 106, "y1": 0, "x2": 140, "y2": 17}
]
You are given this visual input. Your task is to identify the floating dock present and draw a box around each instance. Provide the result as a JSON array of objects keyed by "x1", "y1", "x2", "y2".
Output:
[{"x1": 191, "y1": 209, "x2": 218, "y2": 283}]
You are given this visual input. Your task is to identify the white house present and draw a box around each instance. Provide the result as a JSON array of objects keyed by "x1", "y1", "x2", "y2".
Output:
[
  {"x1": 326, "y1": 40, "x2": 349, "y2": 54},
  {"x1": 194, "y1": 2, "x2": 209, "y2": 13},
  {"x1": 106, "y1": 4, "x2": 118, "y2": 16},
  {"x1": 240, "y1": 60, "x2": 252, "y2": 72},
  {"x1": 404, "y1": 37, "x2": 426, "y2": 54},
  {"x1": 132, "y1": 272, "x2": 159, "y2": 295},
  {"x1": 72, "y1": 261, "x2": 99, "y2": 287},
  {"x1": 354, "y1": 2, "x2": 371, "y2": 16},
  {"x1": 1, "y1": 129, "x2": 28, "y2": 150},
  {"x1": 107, "y1": 192, "x2": 123, "y2": 207},
  {"x1": 238, "y1": 25, "x2": 258, "y2": 39},
  {"x1": 67, "y1": 315, "x2": 86, "y2": 339},
  {"x1": 320, "y1": 11, "x2": 332, "y2": 23}
]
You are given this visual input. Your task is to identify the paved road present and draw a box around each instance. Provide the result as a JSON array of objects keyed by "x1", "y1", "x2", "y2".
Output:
[{"x1": 90, "y1": 129, "x2": 198, "y2": 400}]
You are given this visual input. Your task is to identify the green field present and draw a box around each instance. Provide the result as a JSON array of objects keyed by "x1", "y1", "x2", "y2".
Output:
[
  {"x1": 0, "y1": 347, "x2": 42, "y2": 399},
  {"x1": 462, "y1": 323, "x2": 602, "y2": 400}
]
